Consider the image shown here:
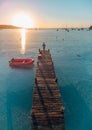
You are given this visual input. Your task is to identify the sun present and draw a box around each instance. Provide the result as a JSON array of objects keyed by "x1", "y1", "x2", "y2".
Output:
[{"x1": 12, "y1": 13, "x2": 34, "y2": 28}]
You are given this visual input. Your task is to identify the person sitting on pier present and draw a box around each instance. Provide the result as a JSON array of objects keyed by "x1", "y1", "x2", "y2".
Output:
[{"x1": 42, "y1": 42, "x2": 46, "y2": 50}]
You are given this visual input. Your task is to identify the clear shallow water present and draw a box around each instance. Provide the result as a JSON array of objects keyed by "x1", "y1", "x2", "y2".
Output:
[{"x1": 0, "y1": 29, "x2": 92, "y2": 130}]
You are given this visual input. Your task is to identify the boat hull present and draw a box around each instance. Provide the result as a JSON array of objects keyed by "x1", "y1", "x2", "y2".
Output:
[{"x1": 9, "y1": 58, "x2": 34, "y2": 68}]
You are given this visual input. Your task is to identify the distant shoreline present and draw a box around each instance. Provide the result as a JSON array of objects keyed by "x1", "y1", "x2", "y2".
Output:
[
  {"x1": 0, "y1": 24, "x2": 90, "y2": 30},
  {"x1": 0, "y1": 25, "x2": 22, "y2": 29}
]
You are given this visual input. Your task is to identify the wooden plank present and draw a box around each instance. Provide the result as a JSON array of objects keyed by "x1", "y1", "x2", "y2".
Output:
[{"x1": 31, "y1": 50, "x2": 65, "y2": 130}]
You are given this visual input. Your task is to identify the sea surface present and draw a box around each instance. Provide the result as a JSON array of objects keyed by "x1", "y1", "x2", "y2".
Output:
[{"x1": 0, "y1": 29, "x2": 92, "y2": 130}]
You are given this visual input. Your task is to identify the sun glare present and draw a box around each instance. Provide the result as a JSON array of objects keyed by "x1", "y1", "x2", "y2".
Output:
[
  {"x1": 12, "y1": 13, "x2": 34, "y2": 28},
  {"x1": 20, "y1": 29, "x2": 26, "y2": 54}
]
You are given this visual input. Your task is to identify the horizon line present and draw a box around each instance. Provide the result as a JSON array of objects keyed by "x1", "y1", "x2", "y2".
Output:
[{"x1": 0, "y1": 24, "x2": 91, "y2": 29}]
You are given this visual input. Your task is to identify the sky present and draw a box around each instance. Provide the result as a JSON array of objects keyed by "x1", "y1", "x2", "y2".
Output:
[{"x1": 0, "y1": 0, "x2": 92, "y2": 28}]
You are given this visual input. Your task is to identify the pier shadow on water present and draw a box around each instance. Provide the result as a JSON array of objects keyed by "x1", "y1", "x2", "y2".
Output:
[{"x1": 55, "y1": 52, "x2": 92, "y2": 130}]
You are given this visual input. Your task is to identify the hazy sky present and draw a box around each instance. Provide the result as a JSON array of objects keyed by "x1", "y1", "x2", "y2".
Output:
[{"x1": 0, "y1": 0, "x2": 92, "y2": 27}]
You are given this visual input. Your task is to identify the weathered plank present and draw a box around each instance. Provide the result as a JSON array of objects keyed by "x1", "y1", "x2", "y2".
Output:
[{"x1": 31, "y1": 50, "x2": 65, "y2": 130}]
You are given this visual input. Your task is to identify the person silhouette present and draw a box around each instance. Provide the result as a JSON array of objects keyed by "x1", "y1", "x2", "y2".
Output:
[{"x1": 42, "y1": 42, "x2": 46, "y2": 50}]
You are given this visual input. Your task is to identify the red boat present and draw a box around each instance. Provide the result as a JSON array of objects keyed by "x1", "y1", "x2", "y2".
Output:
[{"x1": 9, "y1": 58, "x2": 34, "y2": 67}]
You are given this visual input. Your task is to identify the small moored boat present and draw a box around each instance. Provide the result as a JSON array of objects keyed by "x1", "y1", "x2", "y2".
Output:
[{"x1": 9, "y1": 58, "x2": 34, "y2": 67}]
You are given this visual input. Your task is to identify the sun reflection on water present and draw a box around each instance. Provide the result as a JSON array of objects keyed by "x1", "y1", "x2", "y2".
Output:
[{"x1": 20, "y1": 29, "x2": 26, "y2": 54}]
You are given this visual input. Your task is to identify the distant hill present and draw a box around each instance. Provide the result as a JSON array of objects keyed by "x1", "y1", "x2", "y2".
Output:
[
  {"x1": 89, "y1": 26, "x2": 92, "y2": 30},
  {"x1": 0, "y1": 25, "x2": 22, "y2": 29}
]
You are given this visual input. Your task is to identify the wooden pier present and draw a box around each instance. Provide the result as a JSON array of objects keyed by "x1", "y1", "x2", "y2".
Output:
[{"x1": 31, "y1": 49, "x2": 65, "y2": 130}]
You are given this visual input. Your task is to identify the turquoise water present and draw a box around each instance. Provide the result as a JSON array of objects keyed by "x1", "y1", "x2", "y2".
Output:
[{"x1": 0, "y1": 29, "x2": 92, "y2": 130}]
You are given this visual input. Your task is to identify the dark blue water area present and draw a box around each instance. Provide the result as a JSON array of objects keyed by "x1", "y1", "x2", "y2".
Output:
[
  {"x1": 51, "y1": 30, "x2": 92, "y2": 130},
  {"x1": 0, "y1": 29, "x2": 92, "y2": 130}
]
